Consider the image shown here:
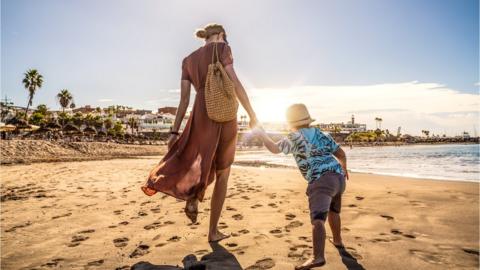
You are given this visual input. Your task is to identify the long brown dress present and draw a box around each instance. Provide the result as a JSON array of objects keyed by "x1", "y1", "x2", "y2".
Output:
[{"x1": 141, "y1": 42, "x2": 237, "y2": 202}]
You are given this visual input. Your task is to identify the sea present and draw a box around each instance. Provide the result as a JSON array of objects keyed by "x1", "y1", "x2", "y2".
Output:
[{"x1": 235, "y1": 144, "x2": 480, "y2": 182}]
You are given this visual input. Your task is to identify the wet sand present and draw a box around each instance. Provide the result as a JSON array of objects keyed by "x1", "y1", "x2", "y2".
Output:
[{"x1": 1, "y1": 157, "x2": 478, "y2": 269}]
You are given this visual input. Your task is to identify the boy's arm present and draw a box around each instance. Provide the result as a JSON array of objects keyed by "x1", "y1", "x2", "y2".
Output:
[
  {"x1": 333, "y1": 147, "x2": 349, "y2": 180},
  {"x1": 254, "y1": 128, "x2": 282, "y2": 154}
]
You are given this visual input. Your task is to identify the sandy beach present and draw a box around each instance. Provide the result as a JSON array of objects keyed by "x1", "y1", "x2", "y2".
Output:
[{"x1": 1, "y1": 156, "x2": 478, "y2": 270}]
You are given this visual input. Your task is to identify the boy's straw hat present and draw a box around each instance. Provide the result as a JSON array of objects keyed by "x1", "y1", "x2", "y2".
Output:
[{"x1": 286, "y1": 104, "x2": 315, "y2": 127}]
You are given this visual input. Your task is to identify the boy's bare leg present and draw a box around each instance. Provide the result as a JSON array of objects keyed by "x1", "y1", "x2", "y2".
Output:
[
  {"x1": 328, "y1": 211, "x2": 344, "y2": 246},
  {"x1": 295, "y1": 220, "x2": 326, "y2": 269},
  {"x1": 208, "y1": 167, "x2": 231, "y2": 242}
]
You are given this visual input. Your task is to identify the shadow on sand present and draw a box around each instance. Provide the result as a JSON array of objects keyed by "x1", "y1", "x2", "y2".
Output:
[
  {"x1": 335, "y1": 246, "x2": 366, "y2": 270},
  {"x1": 130, "y1": 242, "x2": 243, "y2": 270}
]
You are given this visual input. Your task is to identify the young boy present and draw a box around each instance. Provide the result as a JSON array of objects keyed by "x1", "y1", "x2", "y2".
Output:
[{"x1": 253, "y1": 103, "x2": 348, "y2": 270}]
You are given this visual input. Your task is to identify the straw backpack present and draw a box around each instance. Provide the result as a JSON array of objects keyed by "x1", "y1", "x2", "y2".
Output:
[{"x1": 204, "y1": 42, "x2": 238, "y2": 122}]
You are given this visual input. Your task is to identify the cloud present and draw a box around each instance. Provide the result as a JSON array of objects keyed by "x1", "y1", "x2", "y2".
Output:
[
  {"x1": 241, "y1": 81, "x2": 480, "y2": 136},
  {"x1": 97, "y1": 98, "x2": 113, "y2": 102},
  {"x1": 475, "y1": 82, "x2": 480, "y2": 87}
]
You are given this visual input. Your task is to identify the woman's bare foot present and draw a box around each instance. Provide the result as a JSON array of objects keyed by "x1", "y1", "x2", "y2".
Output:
[
  {"x1": 294, "y1": 257, "x2": 326, "y2": 270},
  {"x1": 184, "y1": 198, "x2": 198, "y2": 223},
  {"x1": 208, "y1": 230, "x2": 230, "y2": 242}
]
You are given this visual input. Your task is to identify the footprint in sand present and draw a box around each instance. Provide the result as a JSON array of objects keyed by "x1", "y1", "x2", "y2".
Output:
[
  {"x1": 462, "y1": 248, "x2": 480, "y2": 256},
  {"x1": 355, "y1": 196, "x2": 364, "y2": 201},
  {"x1": 285, "y1": 221, "x2": 303, "y2": 231},
  {"x1": 113, "y1": 210, "x2": 123, "y2": 215},
  {"x1": 410, "y1": 249, "x2": 444, "y2": 264},
  {"x1": 118, "y1": 221, "x2": 129, "y2": 226},
  {"x1": 115, "y1": 265, "x2": 130, "y2": 270},
  {"x1": 68, "y1": 235, "x2": 89, "y2": 247},
  {"x1": 251, "y1": 204, "x2": 262, "y2": 209},
  {"x1": 380, "y1": 215, "x2": 394, "y2": 221},
  {"x1": 150, "y1": 207, "x2": 161, "y2": 213},
  {"x1": 226, "y1": 242, "x2": 238, "y2": 247},
  {"x1": 241, "y1": 195, "x2": 250, "y2": 200},
  {"x1": 52, "y1": 213, "x2": 72, "y2": 219},
  {"x1": 138, "y1": 211, "x2": 148, "y2": 217},
  {"x1": 86, "y1": 259, "x2": 104, "y2": 266},
  {"x1": 285, "y1": 213, "x2": 296, "y2": 220},
  {"x1": 5, "y1": 221, "x2": 32, "y2": 232},
  {"x1": 144, "y1": 222, "x2": 162, "y2": 230},
  {"x1": 226, "y1": 206, "x2": 237, "y2": 211},
  {"x1": 232, "y1": 214, "x2": 243, "y2": 220},
  {"x1": 130, "y1": 244, "x2": 150, "y2": 258},
  {"x1": 268, "y1": 203, "x2": 278, "y2": 208},
  {"x1": 245, "y1": 258, "x2": 275, "y2": 270},
  {"x1": 195, "y1": 249, "x2": 209, "y2": 256},
  {"x1": 41, "y1": 258, "x2": 65, "y2": 268},
  {"x1": 218, "y1": 222, "x2": 228, "y2": 229},
  {"x1": 78, "y1": 229, "x2": 95, "y2": 234},
  {"x1": 155, "y1": 243, "x2": 167, "y2": 247},
  {"x1": 167, "y1": 236, "x2": 181, "y2": 242},
  {"x1": 238, "y1": 229, "x2": 250, "y2": 234},
  {"x1": 113, "y1": 237, "x2": 129, "y2": 248},
  {"x1": 348, "y1": 204, "x2": 357, "y2": 208},
  {"x1": 390, "y1": 229, "x2": 416, "y2": 239}
]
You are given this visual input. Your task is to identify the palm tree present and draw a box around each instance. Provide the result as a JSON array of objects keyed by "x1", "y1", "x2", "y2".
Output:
[
  {"x1": 56, "y1": 89, "x2": 73, "y2": 113},
  {"x1": 22, "y1": 69, "x2": 44, "y2": 120},
  {"x1": 127, "y1": 117, "x2": 137, "y2": 134}
]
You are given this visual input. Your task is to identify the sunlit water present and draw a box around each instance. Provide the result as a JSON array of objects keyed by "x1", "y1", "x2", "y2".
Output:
[{"x1": 235, "y1": 144, "x2": 480, "y2": 182}]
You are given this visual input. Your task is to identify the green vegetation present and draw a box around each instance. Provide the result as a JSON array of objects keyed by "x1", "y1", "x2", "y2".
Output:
[{"x1": 22, "y1": 69, "x2": 44, "y2": 120}]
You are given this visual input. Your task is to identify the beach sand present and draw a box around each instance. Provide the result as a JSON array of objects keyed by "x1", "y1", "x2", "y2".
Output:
[{"x1": 1, "y1": 157, "x2": 478, "y2": 270}]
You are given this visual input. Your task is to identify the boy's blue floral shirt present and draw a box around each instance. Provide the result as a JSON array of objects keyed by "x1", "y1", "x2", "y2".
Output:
[{"x1": 276, "y1": 127, "x2": 344, "y2": 183}]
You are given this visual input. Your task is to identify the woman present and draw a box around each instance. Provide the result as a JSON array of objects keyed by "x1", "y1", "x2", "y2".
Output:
[{"x1": 141, "y1": 23, "x2": 258, "y2": 242}]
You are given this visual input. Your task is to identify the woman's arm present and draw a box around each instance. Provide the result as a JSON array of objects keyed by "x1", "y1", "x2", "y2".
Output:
[
  {"x1": 168, "y1": 80, "x2": 191, "y2": 149},
  {"x1": 224, "y1": 65, "x2": 258, "y2": 127}
]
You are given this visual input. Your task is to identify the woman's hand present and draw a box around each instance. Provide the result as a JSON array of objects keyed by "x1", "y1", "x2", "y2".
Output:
[
  {"x1": 167, "y1": 134, "x2": 179, "y2": 150},
  {"x1": 249, "y1": 115, "x2": 259, "y2": 128}
]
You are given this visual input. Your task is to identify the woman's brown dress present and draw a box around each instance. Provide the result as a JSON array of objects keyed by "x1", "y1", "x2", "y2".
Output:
[{"x1": 141, "y1": 42, "x2": 237, "y2": 201}]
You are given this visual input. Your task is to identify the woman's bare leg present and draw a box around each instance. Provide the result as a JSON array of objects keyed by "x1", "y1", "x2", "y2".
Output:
[{"x1": 208, "y1": 166, "x2": 231, "y2": 242}]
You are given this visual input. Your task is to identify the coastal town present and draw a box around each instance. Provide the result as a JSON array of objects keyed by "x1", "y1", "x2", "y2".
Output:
[{"x1": 0, "y1": 95, "x2": 477, "y2": 146}]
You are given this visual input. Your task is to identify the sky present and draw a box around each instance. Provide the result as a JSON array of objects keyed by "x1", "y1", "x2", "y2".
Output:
[{"x1": 1, "y1": 0, "x2": 479, "y2": 135}]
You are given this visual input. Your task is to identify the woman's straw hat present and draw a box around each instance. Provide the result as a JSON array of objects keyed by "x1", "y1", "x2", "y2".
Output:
[{"x1": 286, "y1": 104, "x2": 315, "y2": 127}]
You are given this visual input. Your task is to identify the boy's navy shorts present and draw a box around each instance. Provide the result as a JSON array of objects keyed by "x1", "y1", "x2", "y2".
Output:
[{"x1": 306, "y1": 171, "x2": 346, "y2": 223}]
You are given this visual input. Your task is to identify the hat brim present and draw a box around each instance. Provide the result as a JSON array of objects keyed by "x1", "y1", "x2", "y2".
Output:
[{"x1": 287, "y1": 118, "x2": 315, "y2": 127}]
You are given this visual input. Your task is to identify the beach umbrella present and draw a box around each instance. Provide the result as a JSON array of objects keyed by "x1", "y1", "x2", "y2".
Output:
[
  {"x1": 83, "y1": 126, "x2": 97, "y2": 135},
  {"x1": 0, "y1": 124, "x2": 16, "y2": 132},
  {"x1": 27, "y1": 125, "x2": 40, "y2": 131},
  {"x1": 62, "y1": 123, "x2": 82, "y2": 134},
  {"x1": 45, "y1": 121, "x2": 62, "y2": 130},
  {"x1": 34, "y1": 127, "x2": 51, "y2": 133},
  {"x1": 6, "y1": 118, "x2": 30, "y2": 130}
]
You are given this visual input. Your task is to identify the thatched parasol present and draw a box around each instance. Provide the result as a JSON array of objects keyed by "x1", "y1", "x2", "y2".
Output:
[
  {"x1": 0, "y1": 123, "x2": 16, "y2": 132},
  {"x1": 62, "y1": 123, "x2": 82, "y2": 134},
  {"x1": 83, "y1": 126, "x2": 97, "y2": 135},
  {"x1": 45, "y1": 121, "x2": 62, "y2": 130},
  {"x1": 6, "y1": 118, "x2": 30, "y2": 129}
]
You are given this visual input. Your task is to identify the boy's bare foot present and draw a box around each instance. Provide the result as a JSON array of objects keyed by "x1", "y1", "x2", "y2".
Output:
[
  {"x1": 328, "y1": 237, "x2": 345, "y2": 249},
  {"x1": 184, "y1": 199, "x2": 198, "y2": 224},
  {"x1": 294, "y1": 257, "x2": 326, "y2": 270},
  {"x1": 208, "y1": 230, "x2": 230, "y2": 242}
]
